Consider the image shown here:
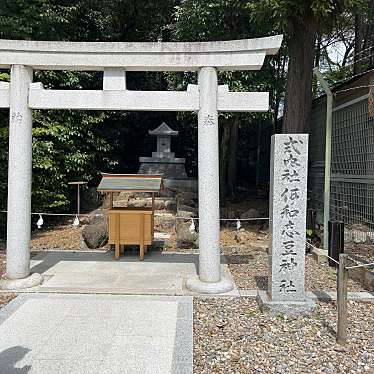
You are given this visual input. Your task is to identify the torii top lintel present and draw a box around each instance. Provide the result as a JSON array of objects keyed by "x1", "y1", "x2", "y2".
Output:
[{"x1": 0, "y1": 35, "x2": 282, "y2": 71}]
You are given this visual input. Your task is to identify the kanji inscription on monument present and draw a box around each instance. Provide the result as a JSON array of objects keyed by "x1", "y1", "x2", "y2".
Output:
[
  {"x1": 258, "y1": 134, "x2": 315, "y2": 315},
  {"x1": 270, "y1": 134, "x2": 307, "y2": 301}
]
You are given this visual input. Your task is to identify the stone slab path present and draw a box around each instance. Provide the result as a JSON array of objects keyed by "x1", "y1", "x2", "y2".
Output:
[
  {"x1": 29, "y1": 251, "x2": 239, "y2": 296},
  {"x1": 0, "y1": 294, "x2": 193, "y2": 374}
]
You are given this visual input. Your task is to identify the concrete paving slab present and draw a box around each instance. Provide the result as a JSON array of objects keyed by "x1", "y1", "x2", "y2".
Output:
[
  {"x1": 0, "y1": 298, "x2": 73, "y2": 365},
  {"x1": 117, "y1": 314, "x2": 177, "y2": 337},
  {"x1": 29, "y1": 359, "x2": 101, "y2": 374},
  {"x1": 29, "y1": 251, "x2": 237, "y2": 298},
  {"x1": 172, "y1": 362, "x2": 194, "y2": 374},
  {"x1": 173, "y1": 318, "x2": 193, "y2": 363},
  {"x1": 0, "y1": 294, "x2": 193, "y2": 374},
  {"x1": 101, "y1": 335, "x2": 175, "y2": 374}
]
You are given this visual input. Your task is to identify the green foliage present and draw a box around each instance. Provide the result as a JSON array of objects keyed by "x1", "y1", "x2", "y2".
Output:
[
  {"x1": 31, "y1": 109, "x2": 115, "y2": 211},
  {"x1": 0, "y1": 0, "x2": 178, "y2": 220},
  {"x1": 171, "y1": 0, "x2": 287, "y2": 120},
  {"x1": 249, "y1": 0, "x2": 360, "y2": 33},
  {"x1": 0, "y1": 0, "x2": 367, "y2": 219}
]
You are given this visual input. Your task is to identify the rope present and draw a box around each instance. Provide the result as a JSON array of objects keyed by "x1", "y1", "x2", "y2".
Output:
[
  {"x1": 346, "y1": 262, "x2": 374, "y2": 270},
  {"x1": 348, "y1": 45, "x2": 374, "y2": 58},
  {"x1": 0, "y1": 210, "x2": 269, "y2": 222},
  {"x1": 175, "y1": 216, "x2": 269, "y2": 221},
  {"x1": 326, "y1": 254, "x2": 340, "y2": 265},
  {"x1": 334, "y1": 85, "x2": 373, "y2": 94},
  {"x1": 0, "y1": 210, "x2": 90, "y2": 217},
  {"x1": 344, "y1": 52, "x2": 374, "y2": 67},
  {"x1": 306, "y1": 241, "x2": 340, "y2": 265}
]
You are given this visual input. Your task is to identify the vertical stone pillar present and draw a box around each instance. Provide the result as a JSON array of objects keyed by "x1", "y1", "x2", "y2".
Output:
[
  {"x1": 258, "y1": 134, "x2": 315, "y2": 314},
  {"x1": 197, "y1": 67, "x2": 220, "y2": 283},
  {"x1": 103, "y1": 68, "x2": 126, "y2": 90},
  {"x1": 185, "y1": 67, "x2": 233, "y2": 294},
  {"x1": 2, "y1": 65, "x2": 42, "y2": 289}
]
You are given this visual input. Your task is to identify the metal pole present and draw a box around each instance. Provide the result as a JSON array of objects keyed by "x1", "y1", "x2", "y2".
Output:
[
  {"x1": 337, "y1": 253, "x2": 348, "y2": 345},
  {"x1": 328, "y1": 221, "x2": 344, "y2": 268},
  {"x1": 256, "y1": 122, "x2": 261, "y2": 187},
  {"x1": 313, "y1": 68, "x2": 333, "y2": 251},
  {"x1": 77, "y1": 183, "x2": 80, "y2": 216},
  {"x1": 68, "y1": 181, "x2": 87, "y2": 217}
]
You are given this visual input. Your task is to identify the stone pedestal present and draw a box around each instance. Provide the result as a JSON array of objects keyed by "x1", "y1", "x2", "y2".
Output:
[
  {"x1": 138, "y1": 122, "x2": 188, "y2": 179},
  {"x1": 258, "y1": 134, "x2": 315, "y2": 315},
  {"x1": 257, "y1": 290, "x2": 316, "y2": 315}
]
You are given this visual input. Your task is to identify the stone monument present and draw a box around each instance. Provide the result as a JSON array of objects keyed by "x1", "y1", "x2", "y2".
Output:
[
  {"x1": 138, "y1": 122, "x2": 188, "y2": 179},
  {"x1": 257, "y1": 134, "x2": 316, "y2": 315}
]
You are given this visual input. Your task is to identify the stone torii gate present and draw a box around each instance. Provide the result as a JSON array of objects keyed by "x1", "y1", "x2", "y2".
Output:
[{"x1": 0, "y1": 36, "x2": 282, "y2": 293}]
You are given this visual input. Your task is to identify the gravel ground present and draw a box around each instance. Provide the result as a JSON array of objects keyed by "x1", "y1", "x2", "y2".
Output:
[
  {"x1": 224, "y1": 228, "x2": 367, "y2": 292},
  {"x1": 0, "y1": 252, "x2": 16, "y2": 309},
  {"x1": 227, "y1": 248, "x2": 366, "y2": 292},
  {"x1": 194, "y1": 297, "x2": 374, "y2": 374},
  {"x1": 2, "y1": 215, "x2": 371, "y2": 292},
  {"x1": 346, "y1": 244, "x2": 374, "y2": 264}
]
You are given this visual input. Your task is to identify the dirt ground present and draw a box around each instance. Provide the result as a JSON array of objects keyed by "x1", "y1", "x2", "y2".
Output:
[
  {"x1": 31, "y1": 223, "x2": 84, "y2": 250},
  {"x1": 0, "y1": 253, "x2": 16, "y2": 309},
  {"x1": 346, "y1": 243, "x2": 374, "y2": 263},
  {"x1": 21, "y1": 218, "x2": 370, "y2": 292}
]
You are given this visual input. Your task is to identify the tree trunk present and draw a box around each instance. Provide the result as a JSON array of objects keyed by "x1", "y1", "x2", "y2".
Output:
[
  {"x1": 227, "y1": 118, "x2": 238, "y2": 198},
  {"x1": 273, "y1": 53, "x2": 286, "y2": 134},
  {"x1": 283, "y1": 17, "x2": 317, "y2": 134}
]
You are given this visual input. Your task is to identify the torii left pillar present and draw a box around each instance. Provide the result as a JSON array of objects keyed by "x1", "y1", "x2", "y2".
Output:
[{"x1": 1, "y1": 65, "x2": 42, "y2": 289}]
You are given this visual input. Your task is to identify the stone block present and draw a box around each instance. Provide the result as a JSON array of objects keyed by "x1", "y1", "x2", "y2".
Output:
[
  {"x1": 311, "y1": 247, "x2": 328, "y2": 264},
  {"x1": 164, "y1": 199, "x2": 176, "y2": 211},
  {"x1": 257, "y1": 290, "x2": 316, "y2": 316},
  {"x1": 176, "y1": 220, "x2": 198, "y2": 249},
  {"x1": 127, "y1": 199, "x2": 148, "y2": 208},
  {"x1": 159, "y1": 187, "x2": 178, "y2": 198},
  {"x1": 348, "y1": 266, "x2": 374, "y2": 292},
  {"x1": 177, "y1": 204, "x2": 197, "y2": 213},
  {"x1": 82, "y1": 216, "x2": 108, "y2": 249},
  {"x1": 154, "y1": 213, "x2": 175, "y2": 229}
]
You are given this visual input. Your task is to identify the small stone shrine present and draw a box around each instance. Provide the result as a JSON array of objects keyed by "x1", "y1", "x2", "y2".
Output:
[
  {"x1": 258, "y1": 134, "x2": 316, "y2": 315},
  {"x1": 138, "y1": 122, "x2": 188, "y2": 179}
]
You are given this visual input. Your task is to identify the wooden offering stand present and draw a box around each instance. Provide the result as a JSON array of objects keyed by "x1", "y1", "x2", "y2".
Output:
[{"x1": 97, "y1": 173, "x2": 163, "y2": 260}]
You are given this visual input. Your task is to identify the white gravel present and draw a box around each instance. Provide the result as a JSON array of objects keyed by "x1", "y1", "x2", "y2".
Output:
[{"x1": 194, "y1": 297, "x2": 374, "y2": 374}]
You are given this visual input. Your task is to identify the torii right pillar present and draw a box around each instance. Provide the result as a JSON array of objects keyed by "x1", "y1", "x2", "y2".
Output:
[{"x1": 186, "y1": 67, "x2": 234, "y2": 294}]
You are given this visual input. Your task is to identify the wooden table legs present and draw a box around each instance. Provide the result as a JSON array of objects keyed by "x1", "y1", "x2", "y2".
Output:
[
  {"x1": 114, "y1": 243, "x2": 120, "y2": 260},
  {"x1": 111, "y1": 212, "x2": 149, "y2": 261},
  {"x1": 139, "y1": 214, "x2": 144, "y2": 261}
]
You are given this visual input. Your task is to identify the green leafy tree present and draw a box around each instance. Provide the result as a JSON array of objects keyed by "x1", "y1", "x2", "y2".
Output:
[
  {"x1": 171, "y1": 0, "x2": 287, "y2": 199},
  {"x1": 250, "y1": 0, "x2": 360, "y2": 133}
]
